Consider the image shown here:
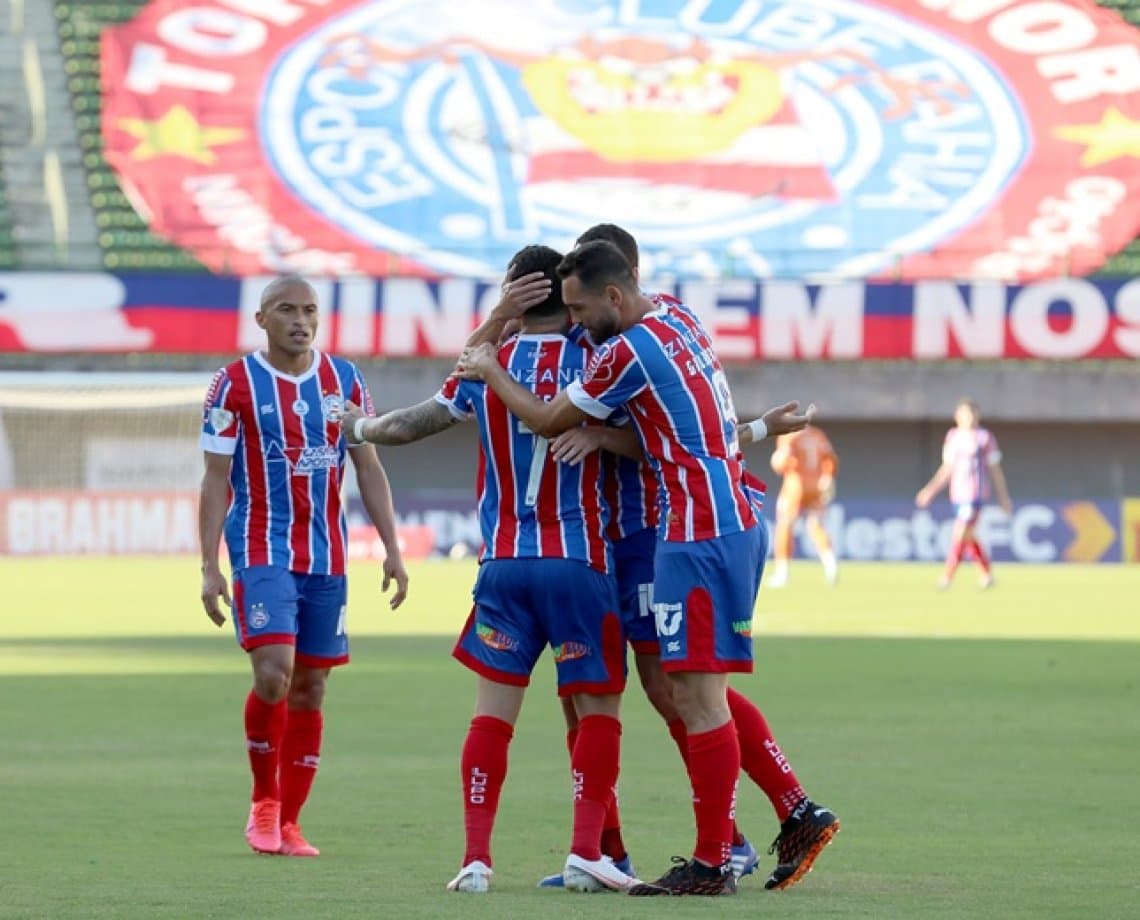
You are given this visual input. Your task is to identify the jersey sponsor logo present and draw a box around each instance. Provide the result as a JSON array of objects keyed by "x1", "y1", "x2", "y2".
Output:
[
  {"x1": 100, "y1": 0, "x2": 1140, "y2": 281},
  {"x1": 207, "y1": 407, "x2": 234, "y2": 433},
  {"x1": 582, "y1": 342, "x2": 619, "y2": 385},
  {"x1": 289, "y1": 445, "x2": 339, "y2": 474},
  {"x1": 292, "y1": 399, "x2": 310, "y2": 417}
]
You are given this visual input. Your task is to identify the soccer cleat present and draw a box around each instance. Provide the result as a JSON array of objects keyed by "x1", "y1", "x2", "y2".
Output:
[
  {"x1": 979, "y1": 574, "x2": 995, "y2": 590},
  {"x1": 730, "y1": 837, "x2": 760, "y2": 879},
  {"x1": 936, "y1": 576, "x2": 951, "y2": 591},
  {"x1": 244, "y1": 799, "x2": 282, "y2": 854},
  {"x1": 278, "y1": 822, "x2": 319, "y2": 857},
  {"x1": 628, "y1": 857, "x2": 736, "y2": 896},
  {"x1": 446, "y1": 860, "x2": 492, "y2": 893},
  {"x1": 764, "y1": 799, "x2": 840, "y2": 891},
  {"x1": 538, "y1": 853, "x2": 634, "y2": 889},
  {"x1": 562, "y1": 853, "x2": 639, "y2": 892}
]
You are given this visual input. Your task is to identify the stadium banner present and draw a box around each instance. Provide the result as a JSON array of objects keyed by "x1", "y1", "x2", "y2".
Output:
[
  {"x1": 364, "y1": 494, "x2": 1133, "y2": 564},
  {"x1": 0, "y1": 491, "x2": 434, "y2": 558},
  {"x1": 0, "y1": 490, "x2": 1134, "y2": 562},
  {"x1": 2, "y1": 272, "x2": 1140, "y2": 359},
  {"x1": 99, "y1": 0, "x2": 1140, "y2": 282}
]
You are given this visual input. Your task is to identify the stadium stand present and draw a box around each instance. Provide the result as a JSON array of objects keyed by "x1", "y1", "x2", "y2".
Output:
[{"x1": 0, "y1": 0, "x2": 1136, "y2": 274}]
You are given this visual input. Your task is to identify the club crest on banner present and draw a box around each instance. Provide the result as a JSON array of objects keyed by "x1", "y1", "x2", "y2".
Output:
[{"x1": 101, "y1": 0, "x2": 1140, "y2": 280}]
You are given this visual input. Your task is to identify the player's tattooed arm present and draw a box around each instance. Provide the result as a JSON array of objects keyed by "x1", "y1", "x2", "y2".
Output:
[{"x1": 342, "y1": 398, "x2": 459, "y2": 446}]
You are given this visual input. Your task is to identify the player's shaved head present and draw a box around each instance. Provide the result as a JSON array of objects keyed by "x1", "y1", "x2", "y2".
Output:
[
  {"x1": 558, "y1": 240, "x2": 637, "y2": 295},
  {"x1": 576, "y1": 223, "x2": 638, "y2": 271},
  {"x1": 507, "y1": 244, "x2": 566, "y2": 319},
  {"x1": 260, "y1": 274, "x2": 316, "y2": 309}
]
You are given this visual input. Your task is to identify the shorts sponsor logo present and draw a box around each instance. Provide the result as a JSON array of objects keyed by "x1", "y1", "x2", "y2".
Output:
[
  {"x1": 552, "y1": 641, "x2": 589, "y2": 663},
  {"x1": 476, "y1": 623, "x2": 518, "y2": 652},
  {"x1": 248, "y1": 602, "x2": 269, "y2": 630},
  {"x1": 655, "y1": 601, "x2": 684, "y2": 638},
  {"x1": 101, "y1": 1, "x2": 1140, "y2": 281},
  {"x1": 731, "y1": 619, "x2": 753, "y2": 637}
]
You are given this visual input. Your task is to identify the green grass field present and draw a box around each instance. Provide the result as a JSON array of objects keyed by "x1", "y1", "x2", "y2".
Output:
[{"x1": 2, "y1": 558, "x2": 1138, "y2": 919}]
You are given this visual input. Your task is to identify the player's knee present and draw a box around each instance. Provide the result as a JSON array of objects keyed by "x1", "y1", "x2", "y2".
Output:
[{"x1": 253, "y1": 666, "x2": 291, "y2": 703}]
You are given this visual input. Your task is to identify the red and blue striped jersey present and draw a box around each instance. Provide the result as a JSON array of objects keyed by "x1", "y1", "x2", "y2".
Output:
[
  {"x1": 199, "y1": 350, "x2": 372, "y2": 575},
  {"x1": 567, "y1": 299, "x2": 758, "y2": 543},
  {"x1": 943, "y1": 426, "x2": 1001, "y2": 505},
  {"x1": 436, "y1": 333, "x2": 611, "y2": 572}
]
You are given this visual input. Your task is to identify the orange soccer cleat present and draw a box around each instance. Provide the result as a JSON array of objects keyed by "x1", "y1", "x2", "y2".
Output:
[
  {"x1": 279, "y1": 822, "x2": 320, "y2": 857},
  {"x1": 245, "y1": 799, "x2": 282, "y2": 854}
]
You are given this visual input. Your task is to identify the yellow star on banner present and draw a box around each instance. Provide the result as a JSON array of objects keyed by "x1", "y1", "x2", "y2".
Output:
[
  {"x1": 117, "y1": 105, "x2": 244, "y2": 164},
  {"x1": 1053, "y1": 106, "x2": 1140, "y2": 167}
]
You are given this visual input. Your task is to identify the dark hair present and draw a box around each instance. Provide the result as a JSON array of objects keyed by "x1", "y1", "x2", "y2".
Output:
[
  {"x1": 557, "y1": 240, "x2": 636, "y2": 294},
  {"x1": 575, "y1": 223, "x2": 638, "y2": 270},
  {"x1": 506, "y1": 244, "x2": 565, "y2": 319}
]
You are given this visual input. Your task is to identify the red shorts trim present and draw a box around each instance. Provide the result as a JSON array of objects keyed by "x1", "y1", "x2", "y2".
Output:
[
  {"x1": 296, "y1": 651, "x2": 350, "y2": 669},
  {"x1": 242, "y1": 632, "x2": 295, "y2": 652},
  {"x1": 452, "y1": 643, "x2": 531, "y2": 687},
  {"x1": 659, "y1": 657, "x2": 754, "y2": 675},
  {"x1": 629, "y1": 639, "x2": 660, "y2": 655}
]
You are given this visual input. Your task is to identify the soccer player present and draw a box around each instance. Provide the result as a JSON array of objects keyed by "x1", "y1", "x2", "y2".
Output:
[
  {"x1": 916, "y1": 398, "x2": 1013, "y2": 589},
  {"x1": 457, "y1": 240, "x2": 839, "y2": 896},
  {"x1": 535, "y1": 223, "x2": 818, "y2": 890},
  {"x1": 198, "y1": 275, "x2": 409, "y2": 858},
  {"x1": 767, "y1": 425, "x2": 840, "y2": 588},
  {"x1": 341, "y1": 245, "x2": 636, "y2": 895}
]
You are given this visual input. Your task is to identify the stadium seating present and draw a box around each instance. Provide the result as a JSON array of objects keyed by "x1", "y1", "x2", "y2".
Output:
[{"x1": 0, "y1": 0, "x2": 1135, "y2": 274}]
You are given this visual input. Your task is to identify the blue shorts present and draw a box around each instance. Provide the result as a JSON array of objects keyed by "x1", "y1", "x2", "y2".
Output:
[
  {"x1": 652, "y1": 525, "x2": 767, "y2": 674},
  {"x1": 453, "y1": 558, "x2": 625, "y2": 696},
  {"x1": 614, "y1": 527, "x2": 658, "y2": 654},
  {"x1": 232, "y1": 566, "x2": 348, "y2": 668},
  {"x1": 955, "y1": 502, "x2": 982, "y2": 524}
]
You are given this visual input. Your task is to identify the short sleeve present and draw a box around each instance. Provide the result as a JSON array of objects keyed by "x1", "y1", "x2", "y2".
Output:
[
  {"x1": 200, "y1": 368, "x2": 240, "y2": 456},
  {"x1": 346, "y1": 364, "x2": 376, "y2": 448},
  {"x1": 983, "y1": 430, "x2": 1002, "y2": 464},
  {"x1": 941, "y1": 430, "x2": 955, "y2": 466},
  {"x1": 434, "y1": 373, "x2": 476, "y2": 421},
  {"x1": 565, "y1": 336, "x2": 647, "y2": 420}
]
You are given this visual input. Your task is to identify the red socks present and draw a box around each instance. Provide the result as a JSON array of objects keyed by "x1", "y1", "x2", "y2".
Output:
[
  {"x1": 461, "y1": 715, "x2": 514, "y2": 867},
  {"x1": 686, "y1": 721, "x2": 740, "y2": 867},
  {"x1": 244, "y1": 690, "x2": 286, "y2": 802},
  {"x1": 570, "y1": 714, "x2": 622, "y2": 861},
  {"x1": 280, "y1": 709, "x2": 323, "y2": 825},
  {"x1": 970, "y1": 538, "x2": 991, "y2": 574},
  {"x1": 727, "y1": 687, "x2": 805, "y2": 821}
]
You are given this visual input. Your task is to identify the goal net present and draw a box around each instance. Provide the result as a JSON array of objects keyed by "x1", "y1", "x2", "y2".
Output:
[{"x1": 0, "y1": 371, "x2": 210, "y2": 554}]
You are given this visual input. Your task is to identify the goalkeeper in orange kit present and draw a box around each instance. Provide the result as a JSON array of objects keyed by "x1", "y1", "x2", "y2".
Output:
[{"x1": 767, "y1": 426, "x2": 839, "y2": 588}]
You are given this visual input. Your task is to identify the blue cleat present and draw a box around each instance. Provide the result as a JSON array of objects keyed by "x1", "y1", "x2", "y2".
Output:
[
  {"x1": 730, "y1": 837, "x2": 761, "y2": 879},
  {"x1": 538, "y1": 854, "x2": 634, "y2": 888}
]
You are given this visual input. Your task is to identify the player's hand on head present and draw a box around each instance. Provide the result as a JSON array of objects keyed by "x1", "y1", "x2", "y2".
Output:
[
  {"x1": 200, "y1": 566, "x2": 231, "y2": 627},
  {"x1": 762, "y1": 401, "x2": 816, "y2": 436},
  {"x1": 456, "y1": 343, "x2": 497, "y2": 379},
  {"x1": 381, "y1": 554, "x2": 410, "y2": 610},
  {"x1": 498, "y1": 271, "x2": 552, "y2": 318},
  {"x1": 550, "y1": 427, "x2": 603, "y2": 465}
]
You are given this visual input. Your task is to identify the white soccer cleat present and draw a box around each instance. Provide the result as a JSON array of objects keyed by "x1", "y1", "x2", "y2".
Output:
[
  {"x1": 446, "y1": 860, "x2": 492, "y2": 893},
  {"x1": 563, "y1": 853, "x2": 639, "y2": 892}
]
